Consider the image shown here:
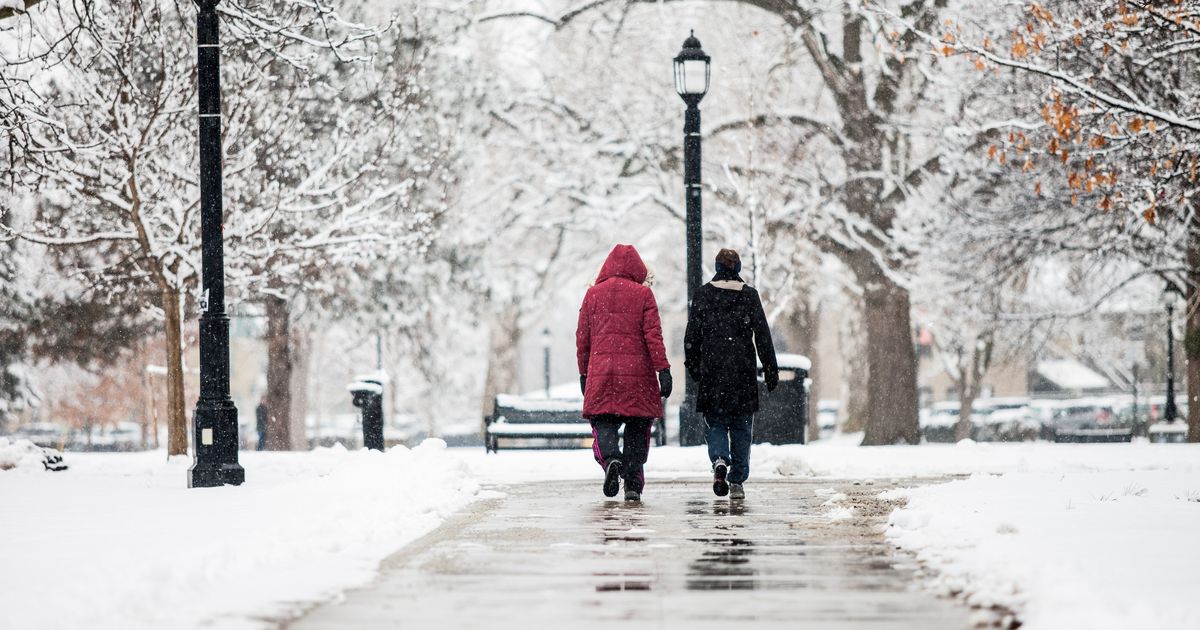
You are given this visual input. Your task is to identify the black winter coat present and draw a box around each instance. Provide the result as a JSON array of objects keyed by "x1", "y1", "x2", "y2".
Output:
[{"x1": 683, "y1": 272, "x2": 779, "y2": 416}]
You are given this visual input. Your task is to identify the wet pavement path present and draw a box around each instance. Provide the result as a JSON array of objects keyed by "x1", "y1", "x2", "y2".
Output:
[{"x1": 287, "y1": 479, "x2": 971, "y2": 630}]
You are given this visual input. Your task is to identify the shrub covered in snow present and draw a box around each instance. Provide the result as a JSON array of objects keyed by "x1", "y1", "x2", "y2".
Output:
[{"x1": 0, "y1": 437, "x2": 67, "y2": 471}]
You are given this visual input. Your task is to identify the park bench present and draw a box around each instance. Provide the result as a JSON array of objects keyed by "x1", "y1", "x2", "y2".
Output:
[{"x1": 484, "y1": 394, "x2": 666, "y2": 453}]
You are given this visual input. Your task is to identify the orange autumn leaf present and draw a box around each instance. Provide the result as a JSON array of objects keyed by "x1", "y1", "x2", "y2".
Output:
[
  {"x1": 1034, "y1": 181, "x2": 1042, "y2": 196},
  {"x1": 1130, "y1": 118, "x2": 1144, "y2": 133},
  {"x1": 1100, "y1": 195, "x2": 1113, "y2": 212},
  {"x1": 988, "y1": 145, "x2": 998, "y2": 159},
  {"x1": 1143, "y1": 208, "x2": 1157, "y2": 224},
  {"x1": 1023, "y1": 157, "x2": 1034, "y2": 172},
  {"x1": 1061, "y1": 149, "x2": 1070, "y2": 164}
]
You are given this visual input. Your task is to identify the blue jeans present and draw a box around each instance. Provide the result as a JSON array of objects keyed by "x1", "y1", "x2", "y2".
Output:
[{"x1": 705, "y1": 414, "x2": 753, "y2": 484}]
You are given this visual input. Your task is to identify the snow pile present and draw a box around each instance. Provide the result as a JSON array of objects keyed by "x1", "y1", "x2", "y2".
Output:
[
  {"x1": 0, "y1": 439, "x2": 480, "y2": 630},
  {"x1": 454, "y1": 438, "x2": 1200, "y2": 483},
  {"x1": 0, "y1": 436, "x2": 65, "y2": 471},
  {"x1": 886, "y1": 470, "x2": 1200, "y2": 630},
  {"x1": 748, "y1": 437, "x2": 1200, "y2": 478}
]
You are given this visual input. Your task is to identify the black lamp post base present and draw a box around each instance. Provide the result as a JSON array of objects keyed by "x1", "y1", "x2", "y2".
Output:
[
  {"x1": 188, "y1": 398, "x2": 244, "y2": 487},
  {"x1": 188, "y1": 462, "x2": 246, "y2": 488}
]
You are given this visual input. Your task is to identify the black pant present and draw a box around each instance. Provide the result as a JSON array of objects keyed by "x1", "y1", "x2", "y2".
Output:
[{"x1": 590, "y1": 415, "x2": 653, "y2": 492}]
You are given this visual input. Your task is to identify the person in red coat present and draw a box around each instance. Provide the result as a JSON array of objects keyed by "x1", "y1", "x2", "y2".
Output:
[{"x1": 576, "y1": 244, "x2": 672, "y2": 501}]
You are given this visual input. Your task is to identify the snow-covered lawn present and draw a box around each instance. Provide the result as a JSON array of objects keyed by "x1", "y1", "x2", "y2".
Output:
[
  {"x1": 885, "y1": 463, "x2": 1200, "y2": 630},
  {"x1": 0, "y1": 440, "x2": 482, "y2": 630},
  {"x1": 3, "y1": 436, "x2": 1198, "y2": 629}
]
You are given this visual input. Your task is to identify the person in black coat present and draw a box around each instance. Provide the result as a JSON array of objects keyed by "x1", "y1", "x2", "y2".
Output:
[{"x1": 684, "y1": 248, "x2": 779, "y2": 499}]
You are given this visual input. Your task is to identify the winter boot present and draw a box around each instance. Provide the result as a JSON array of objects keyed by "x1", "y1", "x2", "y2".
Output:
[
  {"x1": 729, "y1": 483, "x2": 745, "y2": 500},
  {"x1": 624, "y1": 487, "x2": 641, "y2": 502},
  {"x1": 712, "y1": 459, "x2": 729, "y2": 497},
  {"x1": 603, "y1": 459, "x2": 624, "y2": 498}
]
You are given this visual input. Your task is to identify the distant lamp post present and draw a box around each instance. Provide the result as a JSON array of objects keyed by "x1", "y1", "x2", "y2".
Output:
[
  {"x1": 674, "y1": 30, "x2": 711, "y2": 447},
  {"x1": 541, "y1": 327, "x2": 552, "y2": 398},
  {"x1": 1163, "y1": 282, "x2": 1181, "y2": 423},
  {"x1": 188, "y1": 0, "x2": 244, "y2": 488}
]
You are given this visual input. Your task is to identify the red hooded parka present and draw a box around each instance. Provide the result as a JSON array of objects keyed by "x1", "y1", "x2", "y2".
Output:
[{"x1": 576, "y1": 245, "x2": 670, "y2": 419}]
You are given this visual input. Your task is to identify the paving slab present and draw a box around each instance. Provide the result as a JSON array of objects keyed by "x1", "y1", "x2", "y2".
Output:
[{"x1": 286, "y1": 478, "x2": 971, "y2": 630}]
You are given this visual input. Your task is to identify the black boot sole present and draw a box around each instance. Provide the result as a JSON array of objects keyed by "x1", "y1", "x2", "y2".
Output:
[
  {"x1": 713, "y1": 463, "x2": 729, "y2": 497},
  {"x1": 603, "y1": 460, "x2": 623, "y2": 497}
]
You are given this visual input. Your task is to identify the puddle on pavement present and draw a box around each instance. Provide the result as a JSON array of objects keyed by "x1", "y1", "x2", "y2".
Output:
[
  {"x1": 687, "y1": 536, "x2": 758, "y2": 590},
  {"x1": 594, "y1": 571, "x2": 653, "y2": 592}
]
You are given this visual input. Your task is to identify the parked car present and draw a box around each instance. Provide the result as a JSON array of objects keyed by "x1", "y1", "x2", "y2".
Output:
[
  {"x1": 815, "y1": 400, "x2": 839, "y2": 438},
  {"x1": 971, "y1": 398, "x2": 1037, "y2": 442},
  {"x1": 1047, "y1": 398, "x2": 1134, "y2": 442},
  {"x1": 920, "y1": 401, "x2": 960, "y2": 443},
  {"x1": 8, "y1": 422, "x2": 72, "y2": 450}
]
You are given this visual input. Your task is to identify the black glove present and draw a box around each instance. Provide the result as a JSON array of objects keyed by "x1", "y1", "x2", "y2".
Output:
[
  {"x1": 580, "y1": 374, "x2": 587, "y2": 395},
  {"x1": 765, "y1": 370, "x2": 779, "y2": 393},
  {"x1": 658, "y1": 369, "x2": 673, "y2": 399}
]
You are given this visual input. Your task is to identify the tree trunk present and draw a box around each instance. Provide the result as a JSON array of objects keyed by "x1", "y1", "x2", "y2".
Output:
[
  {"x1": 480, "y1": 304, "x2": 521, "y2": 427},
  {"x1": 288, "y1": 324, "x2": 310, "y2": 450},
  {"x1": 839, "y1": 298, "x2": 869, "y2": 434},
  {"x1": 1187, "y1": 212, "x2": 1200, "y2": 443},
  {"x1": 264, "y1": 295, "x2": 292, "y2": 450},
  {"x1": 861, "y1": 280, "x2": 921, "y2": 445},
  {"x1": 162, "y1": 288, "x2": 188, "y2": 456},
  {"x1": 954, "y1": 373, "x2": 976, "y2": 443},
  {"x1": 780, "y1": 298, "x2": 821, "y2": 441}
]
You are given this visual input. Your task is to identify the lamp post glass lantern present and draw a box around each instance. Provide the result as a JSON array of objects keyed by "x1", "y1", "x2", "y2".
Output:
[
  {"x1": 1163, "y1": 283, "x2": 1180, "y2": 424},
  {"x1": 674, "y1": 31, "x2": 711, "y2": 447}
]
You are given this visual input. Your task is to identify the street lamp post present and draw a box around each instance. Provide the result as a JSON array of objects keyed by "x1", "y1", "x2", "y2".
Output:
[
  {"x1": 542, "y1": 327, "x2": 552, "y2": 398},
  {"x1": 1164, "y1": 283, "x2": 1180, "y2": 424},
  {"x1": 673, "y1": 31, "x2": 711, "y2": 447},
  {"x1": 188, "y1": 0, "x2": 244, "y2": 488}
]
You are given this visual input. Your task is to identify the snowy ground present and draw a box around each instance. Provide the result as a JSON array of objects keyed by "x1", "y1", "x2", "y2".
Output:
[
  {"x1": 3, "y1": 436, "x2": 1199, "y2": 629},
  {"x1": 885, "y1": 464, "x2": 1200, "y2": 630},
  {"x1": 0, "y1": 440, "x2": 482, "y2": 630}
]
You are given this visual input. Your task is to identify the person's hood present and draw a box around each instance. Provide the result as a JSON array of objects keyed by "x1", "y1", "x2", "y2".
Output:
[{"x1": 596, "y1": 244, "x2": 648, "y2": 285}]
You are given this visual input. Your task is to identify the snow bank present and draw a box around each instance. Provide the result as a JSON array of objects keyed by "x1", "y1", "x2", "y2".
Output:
[
  {"x1": 887, "y1": 469, "x2": 1200, "y2": 630},
  {"x1": 0, "y1": 436, "x2": 65, "y2": 471},
  {"x1": 453, "y1": 437, "x2": 1200, "y2": 484},
  {"x1": 0, "y1": 439, "x2": 480, "y2": 630}
]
